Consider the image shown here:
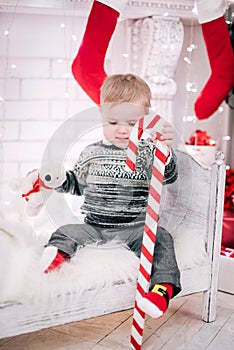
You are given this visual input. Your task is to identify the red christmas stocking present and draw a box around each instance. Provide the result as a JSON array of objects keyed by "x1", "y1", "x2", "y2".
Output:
[
  {"x1": 71, "y1": 1, "x2": 120, "y2": 104},
  {"x1": 194, "y1": 16, "x2": 234, "y2": 119}
]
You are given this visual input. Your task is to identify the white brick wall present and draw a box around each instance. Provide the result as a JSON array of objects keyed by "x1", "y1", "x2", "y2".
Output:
[
  {"x1": 51, "y1": 59, "x2": 71, "y2": 79},
  {"x1": 20, "y1": 121, "x2": 62, "y2": 140},
  {"x1": 3, "y1": 141, "x2": 46, "y2": 162},
  {"x1": 0, "y1": 7, "x2": 230, "y2": 207},
  {"x1": 50, "y1": 100, "x2": 67, "y2": 120},
  {"x1": 0, "y1": 79, "x2": 20, "y2": 99},
  {"x1": 1, "y1": 121, "x2": 20, "y2": 140},
  {"x1": 21, "y1": 79, "x2": 69, "y2": 100},
  {"x1": 0, "y1": 12, "x2": 88, "y2": 195},
  {"x1": 0, "y1": 10, "x2": 126, "y2": 201},
  {"x1": 0, "y1": 58, "x2": 50, "y2": 78},
  {"x1": 3, "y1": 100, "x2": 49, "y2": 120}
]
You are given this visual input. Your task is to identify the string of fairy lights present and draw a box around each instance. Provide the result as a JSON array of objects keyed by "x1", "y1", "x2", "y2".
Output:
[
  {"x1": 0, "y1": 0, "x2": 81, "y2": 202},
  {"x1": 0, "y1": 0, "x2": 233, "y2": 183},
  {"x1": 0, "y1": 0, "x2": 22, "y2": 202},
  {"x1": 183, "y1": 36, "x2": 197, "y2": 122}
]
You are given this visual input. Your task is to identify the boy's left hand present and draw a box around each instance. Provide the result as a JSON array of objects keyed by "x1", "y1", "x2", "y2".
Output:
[
  {"x1": 150, "y1": 122, "x2": 174, "y2": 148},
  {"x1": 160, "y1": 122, "x2": 174, "y2": 147}
]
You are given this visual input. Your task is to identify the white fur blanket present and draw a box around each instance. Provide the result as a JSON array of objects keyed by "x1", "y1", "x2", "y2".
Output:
[
  {"x1": 0, "y1": 195, "x2": 139, "y2": 305},
  {"x1": 0, "y1": 174, "x2": 211, "y2": 306}
]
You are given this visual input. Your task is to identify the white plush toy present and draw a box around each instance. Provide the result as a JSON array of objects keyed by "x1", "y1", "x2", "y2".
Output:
[{"x1": 10, "y1": 165, "x2": 66, "y2": 217}]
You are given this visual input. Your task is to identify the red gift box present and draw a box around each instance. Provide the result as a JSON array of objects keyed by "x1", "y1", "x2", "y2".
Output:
[
  {"x1": 222, "y1": 209, "x2": 234, "y2": 250},
  {"x1": 224, "y1": 169, "x2": 234, "y2": 210},
  {"x1": 222, "y1": 169, "x2": 234, "y2": 251},
  {"x1": 220, "y1": 245, "x2": 234, "y2": 258},
  {"x1": 185, "y1": 129, "x2": 216, "y2": 146}
]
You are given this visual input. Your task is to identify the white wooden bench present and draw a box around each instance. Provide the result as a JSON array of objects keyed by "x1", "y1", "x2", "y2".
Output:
[{"x1": 0, "y1": 149, "x2": 226, "y2": 339}]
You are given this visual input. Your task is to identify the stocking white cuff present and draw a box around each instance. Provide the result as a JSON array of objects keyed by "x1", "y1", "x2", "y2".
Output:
[
  {"x1": 96, "y1": 0, "x2": 127, "y2": 14},
  {"x1": 195, "y1": 0, "x2": 227, "y2": 24}
]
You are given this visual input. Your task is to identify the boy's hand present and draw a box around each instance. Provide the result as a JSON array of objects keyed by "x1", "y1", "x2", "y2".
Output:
[
  {"x1": 160, "y1": 122, "x2": 174, "y2": 147},
  {"x1": 149, "y1": 122, "x2": 174, "y2": 159},
  {"x1": 150, "y1": 122, "x2": 174, "y2": 149}
]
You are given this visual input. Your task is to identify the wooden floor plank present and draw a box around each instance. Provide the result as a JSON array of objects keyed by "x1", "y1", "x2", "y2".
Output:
[
  {"x1": 51, "y1": 309, "x2": 132, "y2": 343},
  {"x1": 0, "y1": 329, "x2": 95, "y2": 350},
  {"x1": 181, "y1": 306, "x2": 234, "y2": 350},
  {"x1": 97, "y1": 315, "x2": 133, "y2": 349},
  {"x1": 142, "y1": 295, "x2": 202, "y2": 349},
  {"x1": 144, "y1": 295, "x2": 190, "y2": 335},
  {"x1": 91, "y1": 345, "x2": 117, "y2": 350},
  {"x1": 217, "y1": 291, "x2": 234, "y2": 310},
  {"x1": 142, "y1": 293, "x2": 234, "y2": 350},
  {"x1": 0, "y1": 337, "x2": 12, "y2": 347},
  {"x1": 97, "y1": 295, "x2": 188, "y2": 349},
  {"x1": 140, "y1": 296, "x2": 189, "y2": 349},
  {"x1": 158, "y1": 311, "x2": 204, "y2": 349},
  {"x1": 205, "y1": 311, "x2": 234, "y2": 350},
  {"x1": 1, "y1": 292, "x2": 234, "y2": 350}
]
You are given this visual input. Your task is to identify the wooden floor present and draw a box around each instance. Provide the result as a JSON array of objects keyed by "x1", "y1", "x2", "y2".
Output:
[{"x1": 0, "y1": 291, "x2": 234, "y2": 350}]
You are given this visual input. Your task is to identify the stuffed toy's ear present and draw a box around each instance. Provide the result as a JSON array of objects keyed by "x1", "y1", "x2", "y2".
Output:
[
  {"x1": 9, "y1": 170, "x2": 38, "y2": 196},
  {"x1": 71, "y1": 0, "x2": 121, "y2": 104},
  {"x1": 9, "y1": 178, "x2": 25, "y2": 194},
  {"x1": 194, "y1": 0, "x2": 234, "y2": 119},
  {"x1": 9, "y1": 171, "x2": 43, "y2": 217}
]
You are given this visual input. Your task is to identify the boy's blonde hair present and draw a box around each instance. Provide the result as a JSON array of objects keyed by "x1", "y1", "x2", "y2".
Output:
[{"x1": 100, "y1": 74, "x2": 151, "y2": 110}]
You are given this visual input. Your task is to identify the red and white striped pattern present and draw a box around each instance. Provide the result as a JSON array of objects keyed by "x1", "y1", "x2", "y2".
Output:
[{"x1": 126, "y1": 113, "x2": 168, "y2": 350}]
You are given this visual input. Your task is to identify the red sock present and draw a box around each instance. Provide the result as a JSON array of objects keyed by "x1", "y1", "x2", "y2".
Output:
[
  {"x1": 194, "y1": 17, "x2": 234, "y2": 119},
  {"x1": 137, "y1": 283, "x2": 173, "y2": 318},
  {"x1": 44, "y1": 250, "x2": 69, "y2": 274}
]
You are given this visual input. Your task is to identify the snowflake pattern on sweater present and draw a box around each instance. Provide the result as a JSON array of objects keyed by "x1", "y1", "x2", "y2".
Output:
[{"x1": 56, "y1": 140, "x2": 178, "y2": 227}]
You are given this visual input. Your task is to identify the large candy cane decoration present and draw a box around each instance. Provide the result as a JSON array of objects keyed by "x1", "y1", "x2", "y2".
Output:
[{"x1": 126, "y1": 113, "x2": 168, "y2": 350}]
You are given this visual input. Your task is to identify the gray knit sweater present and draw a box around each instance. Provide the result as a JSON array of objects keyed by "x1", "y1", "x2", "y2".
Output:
[{"x1": 56, "y1": 140, "x2": 178, "y2": 227}]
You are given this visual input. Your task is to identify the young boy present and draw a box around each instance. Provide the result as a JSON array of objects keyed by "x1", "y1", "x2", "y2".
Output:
[{"x1": 42, "y1": 73, "x2": 181, "y2": 319}]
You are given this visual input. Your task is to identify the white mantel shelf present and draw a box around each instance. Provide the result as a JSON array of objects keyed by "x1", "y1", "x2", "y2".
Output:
[{"x1": 0, "y1": 0, "x2": 233, "y2": 21}]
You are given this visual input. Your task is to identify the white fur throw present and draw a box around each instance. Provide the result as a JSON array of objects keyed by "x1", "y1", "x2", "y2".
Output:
[
  {"x1": 0, "y1": 202, "x2": 139, "y2": 304},
  {"x1": 0, "y1": 156, "x2": 211, "y2": 306}
]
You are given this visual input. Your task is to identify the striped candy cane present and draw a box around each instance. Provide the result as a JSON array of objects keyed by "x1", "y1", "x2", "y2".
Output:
[{"x1": 126, "y1": 113, "x2": 168, "y2": 350}]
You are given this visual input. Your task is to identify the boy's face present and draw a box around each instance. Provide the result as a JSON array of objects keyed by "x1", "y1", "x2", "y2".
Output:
[{"x1": 100, "y1": 102, "x2": 146, "y2": 149}]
